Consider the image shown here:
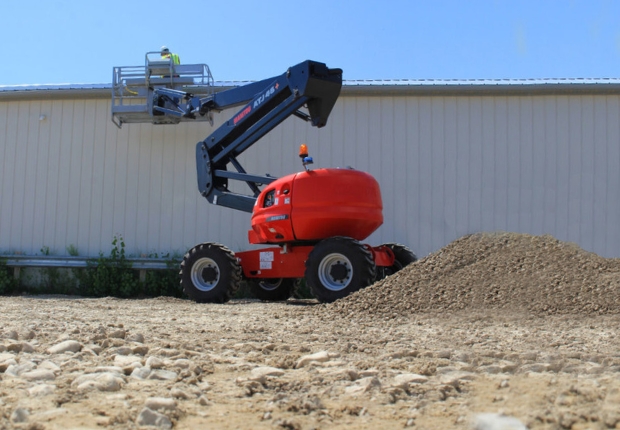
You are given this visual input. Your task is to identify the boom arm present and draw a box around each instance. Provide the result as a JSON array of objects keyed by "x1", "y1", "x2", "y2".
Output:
[{"x1": 153, "y1": 60, "x2": 342, "y2": 212}]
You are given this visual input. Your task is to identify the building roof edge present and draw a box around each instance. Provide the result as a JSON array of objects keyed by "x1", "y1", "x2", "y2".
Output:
[{"x1": 2, "y1": 78, "x2": 620, "y2": 100}]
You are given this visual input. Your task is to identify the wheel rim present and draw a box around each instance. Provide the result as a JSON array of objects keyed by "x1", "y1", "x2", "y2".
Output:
[
  {"x1": 318, "y1": 253, "x2": 353, "y2": 291},
  {"x1": 191, "y1": 257, "x2": 220, "y2": 292},
  {"x1": 258, "y1": 278, "x2": 283, "y2": 291}
]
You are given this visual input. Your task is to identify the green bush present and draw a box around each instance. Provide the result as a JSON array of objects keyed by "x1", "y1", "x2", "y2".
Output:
[
  {"x1": 143, "y1": 253, "x2": 185, "y2": 298},
  {"x1": 78, "y1": 234, "x2": 140, "y2": 298},
  {"x1": 34, "y1": 246, "x2": 79, "y2": 295},
  {"x1": 0, "y1": 260, "x2": 16, "y2": 295}
]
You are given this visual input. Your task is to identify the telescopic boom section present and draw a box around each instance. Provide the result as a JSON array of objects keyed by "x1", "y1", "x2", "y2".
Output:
[{"x1": 189, "y1": 60, "x2": 342, "y2": 212}]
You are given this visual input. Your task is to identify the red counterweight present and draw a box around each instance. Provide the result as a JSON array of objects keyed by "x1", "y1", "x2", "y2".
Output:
[{"x1": 249, "y1": 168, "x2": 383, "y2": 245}]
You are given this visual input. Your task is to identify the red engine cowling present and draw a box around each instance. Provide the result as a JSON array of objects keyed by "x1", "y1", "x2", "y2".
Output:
[{"x1": 249, "y1": 168, "x2": 383, "y2": 244}]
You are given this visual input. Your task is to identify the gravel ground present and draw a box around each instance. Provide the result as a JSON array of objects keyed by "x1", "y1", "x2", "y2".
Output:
[{"x1": 1, "y1": 232, "x2": 620, "y2": 429}]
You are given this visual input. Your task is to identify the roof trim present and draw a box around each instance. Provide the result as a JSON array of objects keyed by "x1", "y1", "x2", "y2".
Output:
[
  {"x1": 0, "y1": 84, "x2": 111, "y2": 100},
  {"x1": 341, "y1": 78, "x2": 620, "y2": 96},
  {"x1": 2, "y1": 78, "x2": 620, "y2": 100}
]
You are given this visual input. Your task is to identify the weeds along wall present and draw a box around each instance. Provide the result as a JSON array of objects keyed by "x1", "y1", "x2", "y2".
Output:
[
  {"x1": 1, "y1": 83, "x2": 620, "y2": 259},
  {"x1": 0, "y1": 235, "x2": 184, "y2": 298},
  {"x1": 0, "y1": 234, "x2": 313, "y2": 299}
]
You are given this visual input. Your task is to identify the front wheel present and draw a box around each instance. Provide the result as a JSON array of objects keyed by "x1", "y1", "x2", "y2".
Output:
[
  {"x1": 247, "y1": 278, "x2": 299, "y2": 301},
  {"x1": 305, "y1": 237, "x2": 376, "y2": 303},
  {"x1": 180, "y1": 243, "x2": 241, "y2": 303}
]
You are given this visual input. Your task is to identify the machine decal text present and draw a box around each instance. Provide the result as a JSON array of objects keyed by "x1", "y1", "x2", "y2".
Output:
[
  {"x1": 266, "y1": 215, "x2": 288, "y2": 222},
  {"x1": 233, "y1": 106, "x2": 252, "y2": 125},
  {"x1": 260, "y1": 251, "x2": 274, "y2": 262},
  {"x1": 254, "y1": 85, "x2": 276, "y2": 108}
]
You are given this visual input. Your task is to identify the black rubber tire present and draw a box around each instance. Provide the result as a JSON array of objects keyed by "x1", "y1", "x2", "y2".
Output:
[
  {"x1": 180, "y1": 243, "x2": 241, "y2": 303},
  {"x1": 305, "y1": 237, "x2": 376, "y2": 303},
  {"x1": 248, "y1": 278, "x2": 299, "y2": 301},
  {"x1": 376, "y1": 243, "x2": 417, "y2": 280}
]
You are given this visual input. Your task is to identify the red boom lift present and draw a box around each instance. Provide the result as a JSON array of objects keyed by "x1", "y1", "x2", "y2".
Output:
[{"x1": 112, "y1": 56, "x2": 416, "y2": 303}]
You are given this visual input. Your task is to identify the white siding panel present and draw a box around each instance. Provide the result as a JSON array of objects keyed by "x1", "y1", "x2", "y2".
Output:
[
  {"x1": 56, "y1": 101, "x2": 73, "y2": 250},
  {"x1": 579, "y1": 96, "x2": 595, "y2": 251},
  {"x1": 604, "y1": 97, "x2": 620, "y2": 256},
  {"x1": 1, "y1": 92, "x2": 620, "y2": 260},
  {"x1": 567, "y1": 97, "x2": 581, "y2": 244},
  {"x1": 77, "y1": 100, "x2": 94, "y2": 253},
  {"x1": 530, "y1": 97, "x2": 546, "y2": 235},
  {"x1": 69, "y1": 100, "x2": 85, "y2": 251},
  {"x1": 12, "y1": 103, "x2": 29, "y2": 250},
  {"x1": 380, "y1": 97, "x2": 395, "y2": 242},
  {"x1": 541, "y1": 97, "x2": 556, "y2": 235},
  {"x1": 23, "y1": 102, "x2": 40, "y2": 252},
  {"x1": 33, "y1": 101, "x2": 50, "y2": 251},
  {"x1": 454, "y1": 97, "x2": 469, "y2": 235},
  {"x1": 479, "y1": 98, "x2": 495, "y2": 232},
  {"x1": 404, "y1": 98, "x2": 420, "y2": 250},
  {"x1": 392, "y1": 97, "x2": 410, "y2": 244},
  {"x1": 0, "y1": 102, "x2": 11, "y2": 250},
  {"x1": 352, "y1": 98, "x2": 369, "y2": 172},
  {"x1": 518, "y1": 97, "x2": 533, "y2": 233},
  {"x1": 416, "y1": 97, "x2": 433, "y2": 254},
  {"x1": 134, "y1": 122, "x2": 153, "y2": 253},
  {"x1": 41, "y1": 102, "x2": 58, "y2": 250},
  {"x1": 492, "y1": 98, "x2": 509, "y2": 232},
  {"x1": 467, "y1": 98, "x2": 483, "y2": 236},
  {"x1": 555, "y1": 98, "x2": 567, "y2": 234},
  {"x1": 89, "y1": 100, "x2": 109, "y2": 253}
]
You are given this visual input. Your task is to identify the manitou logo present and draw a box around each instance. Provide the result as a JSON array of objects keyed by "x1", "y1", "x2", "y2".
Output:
[
  {"x1": 253, "y1": 83, "x2": 279, "y2": 108},
  {"x1": 266, "y1": 214, "x2": 288, "y2": 222},
  {"x1": 233, "y1": 105, "x2": 251, "y2": 125}
]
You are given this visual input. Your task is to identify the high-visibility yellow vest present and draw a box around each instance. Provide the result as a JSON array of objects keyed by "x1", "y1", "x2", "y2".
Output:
[{"x1": 161, "y1": 53, "x2": 180, "y2": 65}]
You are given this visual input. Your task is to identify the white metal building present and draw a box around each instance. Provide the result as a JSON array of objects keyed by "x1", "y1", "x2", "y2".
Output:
[{"x1": 1, "y1": 79, "x2": 620, "y2": 259}]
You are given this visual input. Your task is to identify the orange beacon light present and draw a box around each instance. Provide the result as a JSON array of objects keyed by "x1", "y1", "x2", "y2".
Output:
[{"x1": 299, "y1": 144, "x2": 313, "y2": 170}]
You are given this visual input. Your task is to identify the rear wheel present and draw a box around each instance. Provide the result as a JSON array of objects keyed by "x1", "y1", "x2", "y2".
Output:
[
  {"x1": 376, "y1": 243, "x2": 417, "y2": 280},
  {"x1": 305, "y1": 237, "x2": 376, "y2": 303},
  {"x1": 180, "y1": 243, "x2": 241, "y2": 303},
  {"x1": 248, "y1": 278, "x2": 299, "y2": 301}
]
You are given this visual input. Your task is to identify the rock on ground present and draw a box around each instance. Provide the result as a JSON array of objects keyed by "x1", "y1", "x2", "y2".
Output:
[{"x1": 1, "y1": 233, "x2": 620, "y2": 429}]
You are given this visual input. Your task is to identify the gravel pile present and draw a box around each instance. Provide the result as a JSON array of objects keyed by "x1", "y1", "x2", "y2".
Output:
[{"x1": 327, "y1": 232, "x2": 620, "y2": 317}]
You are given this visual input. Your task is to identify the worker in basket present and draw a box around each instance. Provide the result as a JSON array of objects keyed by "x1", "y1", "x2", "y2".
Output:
[
  {"x1": 160, "y1": 45, "x2": 181, "y2": 86},
  {"x1": 160, "y1": 46, "x2": 180, "y2": 65}
]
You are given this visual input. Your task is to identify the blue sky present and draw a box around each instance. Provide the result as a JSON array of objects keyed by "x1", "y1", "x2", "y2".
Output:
[{"x1": 2, "y1": 0, "x2": 620, "y2": 85}]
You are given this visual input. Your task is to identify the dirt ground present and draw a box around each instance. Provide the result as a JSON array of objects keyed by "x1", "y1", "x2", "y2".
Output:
[{"x1": 2, "y1": 232, "x2": 620, "y2": 429}]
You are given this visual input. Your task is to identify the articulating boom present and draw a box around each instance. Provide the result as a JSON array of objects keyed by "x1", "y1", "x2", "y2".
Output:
[
  {"x1": 153, "y1": 60, "x2": 342, "y2": 212},
  {"x1": 111, "y1": 55, "x2": 419, "y2": 304}
]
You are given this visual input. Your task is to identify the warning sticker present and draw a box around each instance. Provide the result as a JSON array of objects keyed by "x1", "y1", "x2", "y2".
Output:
[{"x1": 260, "y1": 251, "x2": 274, "y2": 262}]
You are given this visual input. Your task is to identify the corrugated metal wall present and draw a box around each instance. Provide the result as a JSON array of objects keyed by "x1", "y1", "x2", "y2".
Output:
[{"x1": 1, "y1": 92, "x2": 619, "y2": 258}]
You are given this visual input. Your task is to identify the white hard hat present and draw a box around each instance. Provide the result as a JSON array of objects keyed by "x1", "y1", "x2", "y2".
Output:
[{"x1": 161, "y1": 45, "x2": 169, "y2": 53}]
